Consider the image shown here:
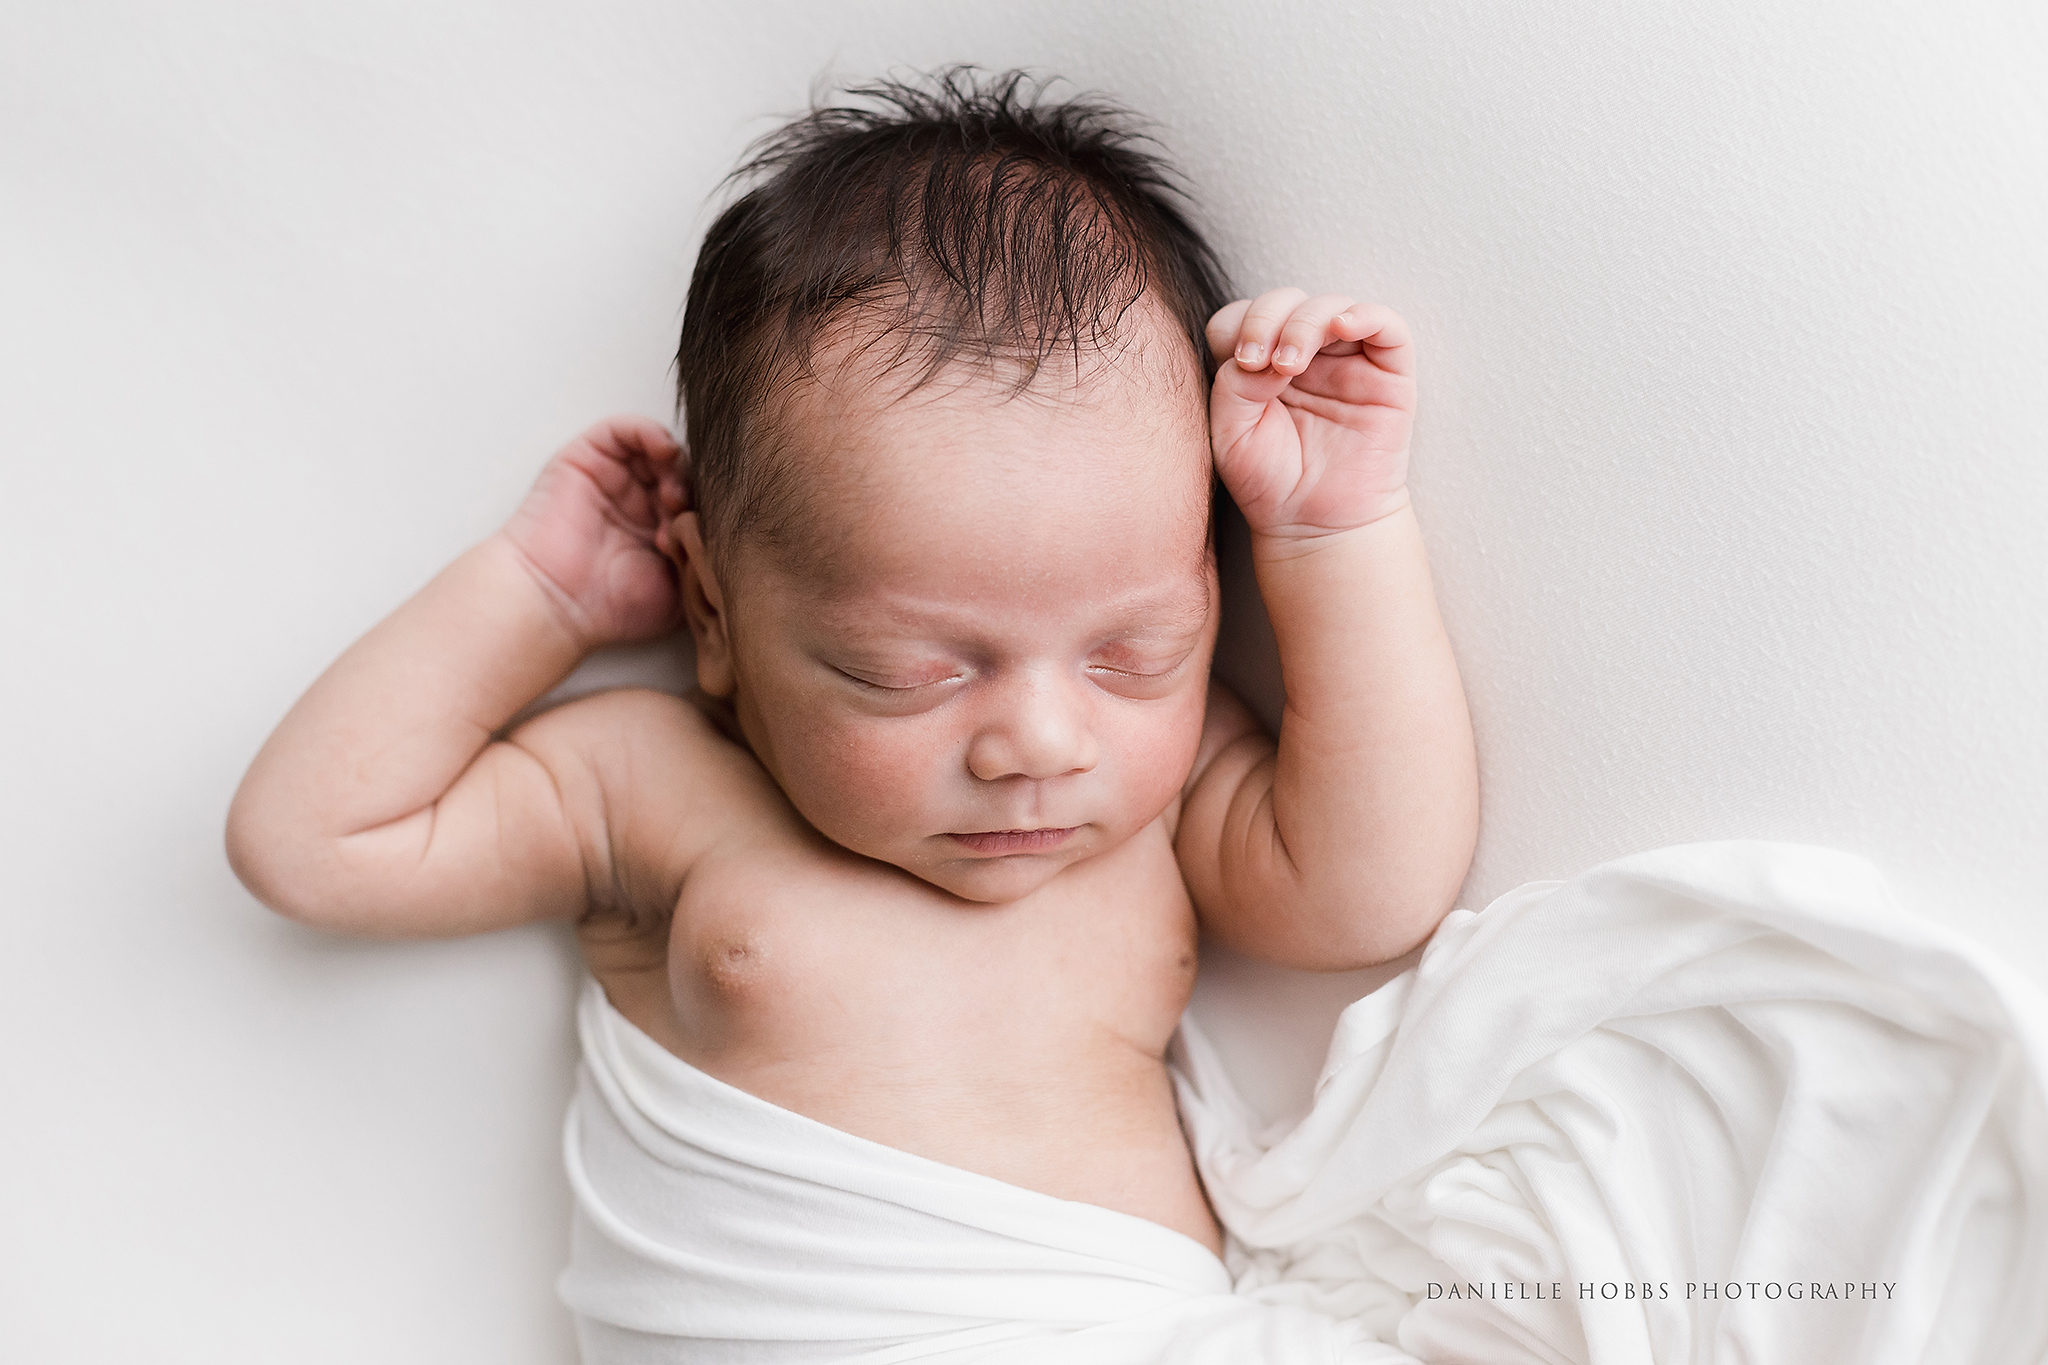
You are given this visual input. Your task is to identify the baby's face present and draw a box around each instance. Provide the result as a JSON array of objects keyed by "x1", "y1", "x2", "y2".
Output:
[{"x1": 691, "y1": 318, "x2": 1218, "y2": 904}]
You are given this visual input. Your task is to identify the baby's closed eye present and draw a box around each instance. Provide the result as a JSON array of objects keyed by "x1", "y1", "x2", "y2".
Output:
[
  {"x1": 1084, "y1": 643, "x2": 1200, "y2": 699},
  {"x1": 832, "y1": 662, "x2": 966, "y2": 691}
]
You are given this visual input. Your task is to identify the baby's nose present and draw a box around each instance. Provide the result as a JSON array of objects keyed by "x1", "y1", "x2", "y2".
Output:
[{"x1": 964, "y1": 673, "x2": 1099, "y2": 783}]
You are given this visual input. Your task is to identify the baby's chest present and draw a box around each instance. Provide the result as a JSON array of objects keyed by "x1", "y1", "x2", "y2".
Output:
[{"x1": 662, "y1": 826, "x2": 1201, "y2": 1070}]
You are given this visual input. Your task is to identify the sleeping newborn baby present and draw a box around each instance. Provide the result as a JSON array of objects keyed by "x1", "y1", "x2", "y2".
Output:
[{"x1": 227, "y1": 71, "x2": 1477, "y2": 1360}]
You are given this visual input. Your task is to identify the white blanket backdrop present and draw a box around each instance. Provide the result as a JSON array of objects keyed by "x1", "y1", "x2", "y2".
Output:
[{"x1": 3, "y1": 2, "x2": 2042, "y2": 1360}]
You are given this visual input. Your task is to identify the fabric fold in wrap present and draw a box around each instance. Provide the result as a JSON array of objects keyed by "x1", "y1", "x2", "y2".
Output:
[{"x1": 1175, "y1": 841, "x2": 2048, "y2": 1363}]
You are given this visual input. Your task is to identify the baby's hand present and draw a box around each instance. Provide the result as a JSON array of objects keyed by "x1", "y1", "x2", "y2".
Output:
[
  {"x1": 502, "y1": 416, "x2": 687, "y2": 649},
  {"x1": 1207, "y1": 291, "x2": 1416, "y2": 539}
]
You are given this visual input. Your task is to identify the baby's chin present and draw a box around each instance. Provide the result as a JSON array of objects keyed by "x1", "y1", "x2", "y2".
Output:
[
  {"x1": 902, "y1": 835, "x2": 1097, "y2": 905},
  {"x1": 906, "y1": 857, "x2": 1061, "y2": 905}
]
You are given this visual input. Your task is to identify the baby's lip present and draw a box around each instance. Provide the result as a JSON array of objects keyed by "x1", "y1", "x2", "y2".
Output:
[{"x1": 945, "y1": 827, "x2": 1078, "y2": 855}]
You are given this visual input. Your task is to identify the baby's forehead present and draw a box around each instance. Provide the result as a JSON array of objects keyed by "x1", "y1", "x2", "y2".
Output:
[
  {"x1": 735, "y1": 376, "x2": 1205, "y2": 598},
  {"x1": 787, "y1": 369, "x2": 1204, "y2": 526}
]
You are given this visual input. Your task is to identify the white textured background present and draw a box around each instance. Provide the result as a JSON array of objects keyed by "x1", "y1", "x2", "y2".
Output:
[{"x1": 3, "y1": 1, "x2": 2042, "y2": 1359}]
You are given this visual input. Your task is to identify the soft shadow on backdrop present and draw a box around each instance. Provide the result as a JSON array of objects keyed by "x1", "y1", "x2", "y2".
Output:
[{"x1": 3, "y1": 2, "x2": 2043, "y2": 1360}]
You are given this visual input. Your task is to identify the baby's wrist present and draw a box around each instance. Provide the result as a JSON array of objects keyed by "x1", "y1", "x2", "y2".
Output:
[
  {"x1": 486, "y1": 529, "x2": 605, "y2": 658},
  {"x1": 1244, "y1": 485, "x2": 1413, "y2": 551}
]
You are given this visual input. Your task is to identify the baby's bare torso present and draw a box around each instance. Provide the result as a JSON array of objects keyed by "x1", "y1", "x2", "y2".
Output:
[{"x1": 578, "y1": 692, "x2": 1222, "y2": 1254}]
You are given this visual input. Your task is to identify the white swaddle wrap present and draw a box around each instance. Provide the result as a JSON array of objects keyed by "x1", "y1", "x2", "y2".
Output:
[
  {"x1": 559, "y1": 973, "x2": 1395, "y2": 1363},
  {"x1": 561, "y1": 842, "x2": 2048, "y2": 1363}
]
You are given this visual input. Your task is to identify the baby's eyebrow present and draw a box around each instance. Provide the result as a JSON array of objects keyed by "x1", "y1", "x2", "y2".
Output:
[{"x1": 1110, "y1": 586, "x2": 1213, "y2": 638}]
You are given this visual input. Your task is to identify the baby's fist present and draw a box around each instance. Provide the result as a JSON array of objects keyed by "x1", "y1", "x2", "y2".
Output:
[
  {"x1": 1207, "y1": 291, "x2": 1416, "y2": 539},
  {"x1": 503, "y1": 416, "x2": 686, "y2": 649}
]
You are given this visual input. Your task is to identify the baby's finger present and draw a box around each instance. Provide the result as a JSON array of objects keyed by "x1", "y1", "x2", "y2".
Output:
[
  {"x1": 1329, "y1": 302, "x2": 1416, "y2": 377},
  {"x1": 1229, "y1": 287, "x2": 1310, "y2": 371},
  {"x1": 1205, "y1": 299, "x2": 1253, "y2": 363},
  {"x1": 657, "y1": 455, "x2": 688, "y2": 514},
  {"x1": 1270, "y1": 294, "x2": 1358, "y2": 376},
  {"x1": 591, "y1": 415, "x2": 682, "y2": 469}
]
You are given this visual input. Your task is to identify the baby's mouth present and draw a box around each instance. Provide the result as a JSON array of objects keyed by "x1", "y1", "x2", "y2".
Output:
[{"x1": 946, "y1": 827, "x2": 1077, "y2": 855}]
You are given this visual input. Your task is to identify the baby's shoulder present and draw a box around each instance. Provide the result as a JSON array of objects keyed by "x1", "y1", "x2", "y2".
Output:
[
  {"x1": 513, "y1": 684, "x2": 793, "y2": 879},
  {"x1": 516, "y1": 684, "x2": 746, "y2": 771},
  {"x1": 507, "y1": 684, "x2": 685, "y2": 769}
]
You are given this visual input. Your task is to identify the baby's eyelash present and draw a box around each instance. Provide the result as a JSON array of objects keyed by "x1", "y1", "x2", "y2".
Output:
[
  {"x1": 1086, "y1": 656, "x2": 1187, "y2": 681},
  {"x1": 835, "y1": 666, "x2": 961, "y2": 692}
]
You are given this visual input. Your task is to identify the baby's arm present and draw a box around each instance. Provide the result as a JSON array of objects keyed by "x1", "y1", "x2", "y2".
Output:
[
  {"x1": 1177, "y1": 292, "x2": 1478, "y2": 969},
  {"x1": 226, "y1": 417, "x2": 689, "y2": 936}
]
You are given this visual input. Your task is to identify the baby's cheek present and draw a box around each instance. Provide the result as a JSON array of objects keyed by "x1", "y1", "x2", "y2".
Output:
[
  {"x1": 1130, "y1": 697, "x2": 1208, "y2": 805},
  {"x1": 789, "y1": 714, "x2": 953, "y2": 839}
]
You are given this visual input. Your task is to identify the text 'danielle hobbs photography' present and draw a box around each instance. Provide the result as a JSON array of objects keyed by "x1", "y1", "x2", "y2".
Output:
[{"x1": 1426, "y1": 1280, "x2": 1901, "y2": 1303}]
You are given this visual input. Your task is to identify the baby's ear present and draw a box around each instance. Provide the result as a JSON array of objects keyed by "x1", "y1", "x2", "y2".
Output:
[{"x1": 674, "y1": 512, "x2": 735, "y2": 698}]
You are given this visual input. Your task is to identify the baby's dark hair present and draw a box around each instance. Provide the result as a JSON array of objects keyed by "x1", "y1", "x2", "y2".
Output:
[{"x1": 674, "y1": 66, "x2": 1231, "y2": 562}]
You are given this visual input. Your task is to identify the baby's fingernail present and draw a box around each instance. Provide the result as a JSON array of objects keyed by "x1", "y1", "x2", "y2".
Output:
[
  {"x1": 1274, "y1": 345, "x2": 1301, "y2": 368},
  {"x1": 1237, "y1": 341, "x2": 1265, "y2": 365}
]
